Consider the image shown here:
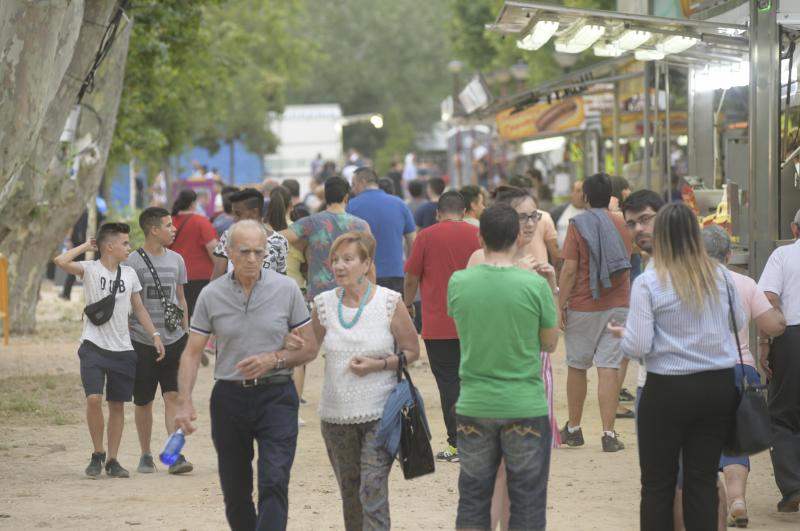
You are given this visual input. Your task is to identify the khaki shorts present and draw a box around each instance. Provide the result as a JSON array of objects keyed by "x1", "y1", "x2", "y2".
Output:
[{"x1": 564, "y1": 307, "x2": 628, "y2": 370}]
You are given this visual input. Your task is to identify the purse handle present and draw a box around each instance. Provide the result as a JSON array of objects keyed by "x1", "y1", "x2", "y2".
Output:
[{"x1": 723, "y1": 275, "x2": 746, "y2": 393}]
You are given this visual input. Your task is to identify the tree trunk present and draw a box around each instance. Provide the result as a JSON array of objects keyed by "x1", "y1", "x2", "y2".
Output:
[
  {"x1": 0, "y1": 0, "x2": 83, "y2": 206},
  {"x1": 0, "y1": 1, "x2": 129, "y2": 334}
]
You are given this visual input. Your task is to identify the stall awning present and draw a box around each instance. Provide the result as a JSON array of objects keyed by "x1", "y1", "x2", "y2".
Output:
[{"x1": 490, "y1": 1, "x2": 748, "y2": 62}]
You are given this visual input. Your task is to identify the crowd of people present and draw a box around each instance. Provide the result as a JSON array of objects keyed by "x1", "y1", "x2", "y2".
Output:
[{"x1": 52, "y1": 163, "x2": 800, "y2": 531}]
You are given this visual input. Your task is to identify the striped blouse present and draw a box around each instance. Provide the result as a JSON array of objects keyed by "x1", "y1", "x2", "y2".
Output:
[{"x1": 621, "y1": 263, "x2": 745, "y2": 376}]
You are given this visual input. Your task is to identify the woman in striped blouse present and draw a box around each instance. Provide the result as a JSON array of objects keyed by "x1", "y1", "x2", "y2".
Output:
[{"x1": 609, "y1": 202, "x2": 743, "y2": 531}]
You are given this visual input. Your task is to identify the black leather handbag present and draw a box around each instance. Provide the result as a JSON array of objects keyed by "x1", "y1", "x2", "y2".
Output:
[
  {"x1": 723, "y1": 279, "x2": 774, "y2": 457},
  {"x1": 396, "y1": 353, "x2": 435, "y2": 480},
  {"x1": 83, "y1": 266, "x2": 121, "y2": 325}
]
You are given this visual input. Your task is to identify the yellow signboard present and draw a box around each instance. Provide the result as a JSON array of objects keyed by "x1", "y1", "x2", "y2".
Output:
[{"x1": 496, "y1": 97, "x2": 586, "y2": 141}]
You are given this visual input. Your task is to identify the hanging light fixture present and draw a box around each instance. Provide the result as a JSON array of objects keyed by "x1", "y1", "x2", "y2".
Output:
[
  {"x1": 635, "y1": 49, "x2": 665, "y2": 61},
  {"x1": 656, "y1": 35, "x2": 699, "y2": 54},
  {"x1": 613, "y1": 29, "x2": 652, "y2": 51},
  {"x1": 554, "y1": 23, "x2": 605, "y2": 54},
  {"x1": 593, "y1": 41, "x2": 622, "y2": 57},
  {"x1": 516, "y1": 20, "x2": 559, "y2": 51}
]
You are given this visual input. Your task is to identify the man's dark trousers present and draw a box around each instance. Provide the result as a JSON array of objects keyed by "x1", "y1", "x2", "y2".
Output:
[
  {"x1": 210, "y1": 379, "x2": 299, "y2": 531},
  {"x1": 424, "y1": 339, "x2": 461, "y2": 448},
  {"x1": 768, "y1": 325, "x2": 800, "y2": 500}
]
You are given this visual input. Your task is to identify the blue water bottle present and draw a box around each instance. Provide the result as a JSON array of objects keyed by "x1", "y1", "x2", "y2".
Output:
[{"x1": 160, "y1": 429, "x2": 185, "y2": 465}]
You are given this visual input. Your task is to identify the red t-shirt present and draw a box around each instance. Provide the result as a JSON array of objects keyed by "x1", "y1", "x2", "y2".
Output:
[
  {"x1": 562, "y1": 210, "x2": 632, "y2": 312},
  {"x1": 170, "y1": 214, "x2": 218, "y2": 281},
  {"x1": 405, "y1": 220, "x2": 481, "y2": 339}
]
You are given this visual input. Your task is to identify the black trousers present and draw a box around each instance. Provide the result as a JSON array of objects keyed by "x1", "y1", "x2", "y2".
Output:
[
  {"x1": 768, "y1": 324, "x2": 800, "y2": 498},
  {"x1": 183, "y1": 279, "x2": 208, "y2": 324},
  {"x1": 210, "y1": 380, "x2": 299, "y2": 531},
  {"x1": 376, "y1": 276, "x2": 403, "y2": 294},
  {"x1": 424, "y1": 339, "x2": 461, "y2": 448},
  {"x1": 637, "y1": 368, "x2": 735, "y2": 531}
]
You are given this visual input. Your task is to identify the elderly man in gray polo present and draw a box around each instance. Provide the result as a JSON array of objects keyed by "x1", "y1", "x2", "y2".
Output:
[{"x1": 175, "y1": 220, "x2": 317, "y2": 531}]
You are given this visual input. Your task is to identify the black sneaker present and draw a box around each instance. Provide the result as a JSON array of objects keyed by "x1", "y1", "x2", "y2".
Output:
[
  {"x1": 619, "y1": 388, "x2": 636, "y2": 402},
  {"x1": 168, "y1": 454, "x2": 193, "y2": 475},
  {"x1": 559, "y1": 422, "x2": 585, "y2": 447},
  {"x1": 777, "y1": 490, "x2": 800, "y2": 513},
  {"x1": 137, "y1": 454, "x2": 157, "y2": 474},
  {"x1": 105, "y1": 458, "x2": 130, "y2": 478},
  {"x1": 616, "y1": 407, "x2": 635, "y2": 419},
  {"x1": 601, "y1": 432, "x2": 625, "y2": 453},
  {"x1": 85, "y1": 451, "x2": 106, "y2": 478}
]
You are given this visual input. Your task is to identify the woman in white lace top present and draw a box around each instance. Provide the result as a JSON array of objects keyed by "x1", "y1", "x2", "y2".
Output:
[{"x1": 311, "y1": 232, "x2": 419, "y2": 530}]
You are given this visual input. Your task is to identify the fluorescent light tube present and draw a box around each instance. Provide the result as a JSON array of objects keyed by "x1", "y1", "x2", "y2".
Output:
[
  {"x1": 656, "y1": 35, "x2": 699, "y2": 54},
  {"x1": 516, "y1": 20, "x2": 559, "y2": 51},
  {"x1": 635, "y1": 49, "x2": 665, "y2": 61},
  {"x1": 613, "y1": 30, "x2": 652, "y2": 51},
  {"x1": 554, "y1": 23, "x2": 605, "y2": 54},
  {"x1": 593, "y1": 42, "x2": 622, "y2": 57}
]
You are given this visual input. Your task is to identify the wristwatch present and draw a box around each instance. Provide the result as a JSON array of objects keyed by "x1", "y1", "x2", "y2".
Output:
[{"x1": 275, "y1": 352, "x2": 286, "y2": 370}]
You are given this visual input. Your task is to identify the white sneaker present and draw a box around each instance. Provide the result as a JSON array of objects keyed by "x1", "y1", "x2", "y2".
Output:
[{"x1": 298, "y1": 416, "x2": 306, "y2": 427}]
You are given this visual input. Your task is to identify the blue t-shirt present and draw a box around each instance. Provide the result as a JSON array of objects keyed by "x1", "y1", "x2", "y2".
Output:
[
  {"x1": 414, "y1": 201, "x2": 438, "y2": 229},
  {"x1": 347, "y1": 188, "x2": 415, "y2": 278}
]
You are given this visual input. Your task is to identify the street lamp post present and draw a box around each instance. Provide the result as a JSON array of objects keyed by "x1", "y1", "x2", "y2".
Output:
[{"x1": 448, "y1": 60, "x2": 464, "y2": 188}]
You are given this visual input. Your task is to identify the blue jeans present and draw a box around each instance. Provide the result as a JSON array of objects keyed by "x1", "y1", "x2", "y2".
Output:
[
  {"x1": 719, "y1": 363, "x2": 761, "y2": 470},
  {"x1": 210, "y1": 380, "x2": 299, "y2": 531},
  {"x1": 456, "y1": 415, "x2": 551, "y2": 531}
]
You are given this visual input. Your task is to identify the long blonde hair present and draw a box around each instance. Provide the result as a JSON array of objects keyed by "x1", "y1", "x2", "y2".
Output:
[{"x1": 652, "y1": 203, "x2": 719, "y2": 311}]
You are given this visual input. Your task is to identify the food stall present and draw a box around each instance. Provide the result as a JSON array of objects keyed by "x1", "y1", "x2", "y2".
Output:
[{"x1": 483, "y1": 0, "x2": 800, "y2": 277}]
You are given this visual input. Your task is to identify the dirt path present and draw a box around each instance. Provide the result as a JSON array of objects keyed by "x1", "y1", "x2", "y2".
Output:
[{"x1": 1, "y1": 284, "x2": 798, "y2": 530}]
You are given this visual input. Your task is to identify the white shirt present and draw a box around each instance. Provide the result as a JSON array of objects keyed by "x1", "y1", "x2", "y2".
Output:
[
  {"x1": 79, "y1": 260, "x2": 142, "y2": 352},
  {"x1": 315, "y1": 286, "x2": 399, "y2": 424},
  {"x1": 758, "y1": 239, "x2": 800, "y2": 326},
  {"x1": 556, "y1": 203, "x2": 584, "y2": 248}
]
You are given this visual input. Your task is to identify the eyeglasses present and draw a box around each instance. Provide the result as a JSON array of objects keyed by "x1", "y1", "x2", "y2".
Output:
[
  {"x1": 625, "y1": 213, "x2": 657, "y2": 230},
  {"x1": 518, "y1": 211, "x2": 542, "y2": 224},
  {"x1": 236, "y1": 248, "x2": 266, "y2": 259}
]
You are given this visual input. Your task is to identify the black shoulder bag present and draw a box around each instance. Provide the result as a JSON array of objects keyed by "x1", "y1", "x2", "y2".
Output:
[
  {"x1": 136, "y1": 249, "x2": 184, "y2": 332},
  {"x1": 723, "y1": 279, "x2": 774, "y2": 457},
  {"x1": 396, "y1": 352, "x2": 435, "y2": 480},
  {"x1": 83, "y1": 266, "x2": 121, "y2": 325}
]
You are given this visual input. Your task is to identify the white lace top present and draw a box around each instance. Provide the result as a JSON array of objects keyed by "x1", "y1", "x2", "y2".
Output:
[{"x1": 315, "y1": 285, "x2": 400, "y2": 424}]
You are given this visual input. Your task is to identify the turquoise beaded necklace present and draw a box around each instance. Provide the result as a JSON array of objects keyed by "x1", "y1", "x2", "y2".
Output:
[{"x1": 337, "y1": 281, "x2": 372, "y2": 329}]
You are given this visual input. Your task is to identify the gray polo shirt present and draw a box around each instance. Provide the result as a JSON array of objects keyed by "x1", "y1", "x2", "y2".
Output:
[
  {"x1": 190, "y1": 269, "x2": 310, "y2": 380},
  {"x1": 125, "y1": 249, "x2": 187, "y2": 346}
]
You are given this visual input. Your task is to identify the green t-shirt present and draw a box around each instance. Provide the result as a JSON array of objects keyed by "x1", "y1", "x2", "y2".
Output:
[{"x1": 447, "y1": 264, "x2": 557, "y2": 419}]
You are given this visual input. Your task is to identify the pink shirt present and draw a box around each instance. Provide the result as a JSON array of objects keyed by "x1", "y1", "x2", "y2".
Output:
[
  {"x1": 731, "y1": 270, "x2": 774, "y2": 367},
  {"x1": 523, "y1": 211, "x2": 557, "y2": 264}
]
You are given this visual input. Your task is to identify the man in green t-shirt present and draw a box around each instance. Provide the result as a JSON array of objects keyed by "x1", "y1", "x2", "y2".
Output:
[{"x1": 448, "y1": 204, "x2": 559, "y2": 531}]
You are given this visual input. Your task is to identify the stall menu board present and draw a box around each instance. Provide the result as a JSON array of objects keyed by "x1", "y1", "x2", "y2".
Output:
[{"x1": 496, "y1": 97, "x2": 586, "y2": 141}]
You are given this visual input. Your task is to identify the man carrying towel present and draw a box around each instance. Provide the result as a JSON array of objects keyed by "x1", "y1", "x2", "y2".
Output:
[{"x1": 558, "y1": 173, "x2": 632, "y2": 452}]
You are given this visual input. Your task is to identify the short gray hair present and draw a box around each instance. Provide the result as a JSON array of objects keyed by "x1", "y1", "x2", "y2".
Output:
[
  {"x1": 225, "y1": 219, "x2": 267, "y2": 253},
  {"x1": 702, "y1": 225, "x2": 731, "y2": 262}
]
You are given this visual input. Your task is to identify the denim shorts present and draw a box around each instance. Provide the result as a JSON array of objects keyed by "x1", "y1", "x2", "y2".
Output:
[
  {"x1": 78, "y1": 341, "x2": 136, "y2": 402},
  {"x1": 456, "y1": 415, "x2": 551, "y2": 531}
]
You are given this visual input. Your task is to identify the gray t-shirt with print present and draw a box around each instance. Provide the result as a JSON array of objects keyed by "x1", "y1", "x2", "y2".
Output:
[
  {"x1": 125, "y1": 249, "x2": 187, "y2": 346},
  {"x1": 190, "y1": 269, "x2": 310, "y2": 380}
]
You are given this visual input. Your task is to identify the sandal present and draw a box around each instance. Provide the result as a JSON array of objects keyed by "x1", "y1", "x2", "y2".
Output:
[{"x1": 727, "y1": 499, "x2": 748, "y2": 528}]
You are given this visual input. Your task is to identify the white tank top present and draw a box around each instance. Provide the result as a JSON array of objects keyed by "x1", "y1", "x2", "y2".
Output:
[{"x1": 314, "y1": 285, "x2": 400, "y2": 424}]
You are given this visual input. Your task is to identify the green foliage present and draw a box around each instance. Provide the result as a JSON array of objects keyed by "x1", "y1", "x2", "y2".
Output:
[
  {"x1": 449, "y1": 0, "x2": 618, "y2": 88},
  {"x1": 374, "y1": 109, "x2": 415, "y2": 175},
  {"x1": 287, "y1": 0, "x2": 453, "y2": 159},
  {"x1": 111, "y1": 0, "x2": 310, "y2": 179}
]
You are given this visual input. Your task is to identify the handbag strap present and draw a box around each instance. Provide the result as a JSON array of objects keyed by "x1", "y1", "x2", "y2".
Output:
[
  {"x1": 170, "y1": 214, "x2": 192, "y2": 248},
  {"x1": 723, "y1": 274, "x2": 746, "y2": 391},
  {"x1": 110, "y1": 265, "x2": 122, "y2": 296},
  {"x1": 136, "y1": 248, "x2": 170, "y2": 310},
  {"x1": 395, "y1": 351, "x2": 421, "y2": 407}
]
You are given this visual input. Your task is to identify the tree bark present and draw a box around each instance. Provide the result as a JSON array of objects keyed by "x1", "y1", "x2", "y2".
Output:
[
  {"x1": 0, "y1": 0, "x2": 129, "y2": 334},
  {"x1": 0, "y1": 0, "x2": 83, "y2": 206}
]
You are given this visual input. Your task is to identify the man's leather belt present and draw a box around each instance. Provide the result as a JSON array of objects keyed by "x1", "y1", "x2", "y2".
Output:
[{"x1": 223, "y1": 375, "x2": 292, "y2": 388}]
